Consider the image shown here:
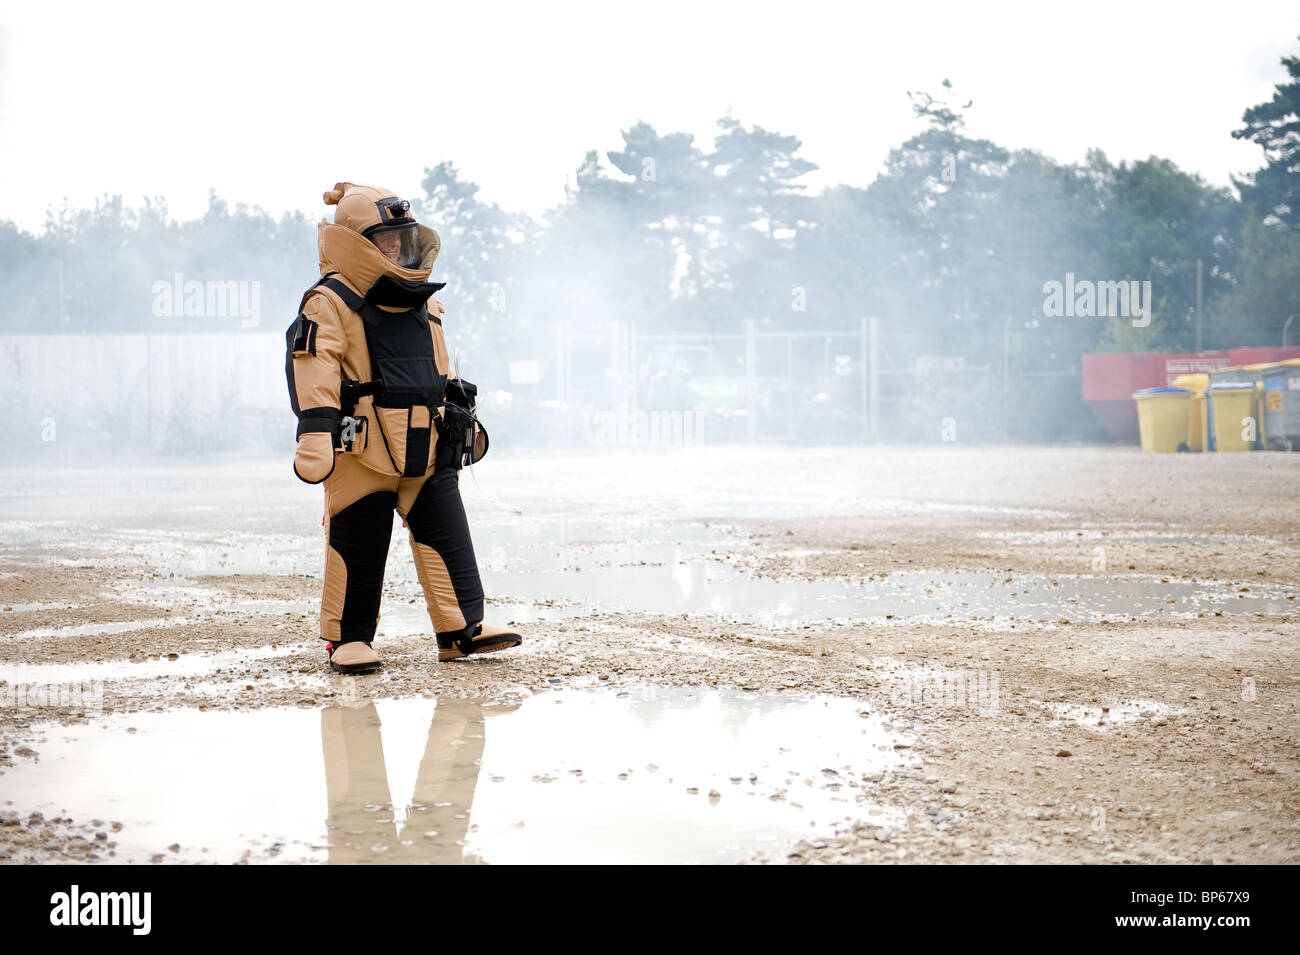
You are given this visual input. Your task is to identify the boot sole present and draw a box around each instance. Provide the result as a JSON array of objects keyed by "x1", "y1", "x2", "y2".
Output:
[
  {"x1": 438, "y1": 637, "x2": 522, "y2": 662},
  {"x1": 329, "y1": 659, "x2": 382, "y2": 674}
]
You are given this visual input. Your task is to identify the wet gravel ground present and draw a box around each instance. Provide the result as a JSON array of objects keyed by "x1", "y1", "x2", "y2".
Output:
[{"x1": 0, "y1": 446, "x2": 1297, "y2": 864}]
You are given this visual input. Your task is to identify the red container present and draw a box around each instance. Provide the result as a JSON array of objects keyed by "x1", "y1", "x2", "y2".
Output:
[{"x1": 1227, "y1": 346, "x2": 1300, "y2": 367}]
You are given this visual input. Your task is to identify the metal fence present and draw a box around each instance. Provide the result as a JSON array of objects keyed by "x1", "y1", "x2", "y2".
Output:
[{"x1": 1, "y1": 322, "x2": 1093, "y2": 461}]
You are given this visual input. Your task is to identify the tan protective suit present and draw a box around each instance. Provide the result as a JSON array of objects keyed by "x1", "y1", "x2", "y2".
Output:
[{"x1": 286, "y1": 182, "x2": 520, "y2": 665}]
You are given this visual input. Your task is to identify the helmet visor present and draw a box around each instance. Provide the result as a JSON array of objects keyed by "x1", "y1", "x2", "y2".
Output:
[{"x1": 368, "y1": 223, "x2": 422, "y2": 269}]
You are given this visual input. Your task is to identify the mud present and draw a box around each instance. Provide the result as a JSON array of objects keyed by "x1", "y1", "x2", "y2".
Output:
[{"x1": 0, "y1": 447, "x2": 1297, "y2": 864}]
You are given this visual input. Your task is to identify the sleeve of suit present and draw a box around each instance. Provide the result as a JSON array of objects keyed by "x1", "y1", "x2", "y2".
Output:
[{"x1": 287, "y1": 291, "x2": 346, "y2": 484}]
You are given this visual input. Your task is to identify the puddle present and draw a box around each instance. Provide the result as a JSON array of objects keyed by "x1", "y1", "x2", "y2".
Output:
[
  {"x1": 1, "y1": 602, "x2": 79, "y2": 614},
  {"x1": 977, "y1": 529, "x2": 1278, "y2": 548},
  {"x1": 5, "y1": 494, "x2": 1292, "y2": 631},
  {"x1": 10, "y1": 565, "x2": 1291, "y2": 640},
  {"x1": 0, "y1": 688, "x2": 914, "y2": 864},
  {"x1": 0, "y1": 644, "x2": 300, "y2": 685},
  {"x1": 542, "y1": 498, "x2": 1070, "y2": 521},
  {"x1": 105, "y1": 581, "x2": 590, "y2": 637},
  {"x1": 3, "y1": 617, "x2": 189, "y2": 641},
  {"x1": 475, "y1": 518, "x2": 734, "y2": 546},
  {"x1": 479, "y1": 565, "x2": 1298, "y2": 625},
  {"x1": 0, "y1": 516, "x2": 742, "y2": 580}
]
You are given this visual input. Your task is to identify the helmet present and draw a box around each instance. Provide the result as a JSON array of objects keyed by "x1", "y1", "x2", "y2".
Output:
[{"x1": 323, "y1": 182, "x2": 422, "y2": 269}]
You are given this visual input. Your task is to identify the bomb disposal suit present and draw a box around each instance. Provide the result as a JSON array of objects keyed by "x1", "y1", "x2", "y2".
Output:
[{"x1": 286, "y1": 181, "x2": 521, "y2": 672}]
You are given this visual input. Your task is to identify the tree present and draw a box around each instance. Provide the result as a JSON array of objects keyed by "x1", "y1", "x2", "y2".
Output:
[
  {"x1": 604, "y1": 121, "x2": 713, "y2": 304},
  {"x1": 1211, "y1": 217, "x2": 1300, "y2": 347},
  {"x1": 1233, "y1": 36, "x2": 1300, "y2": 229},
  {"x1": 705, "y1": 116, "x2": 818, "y2": 323},
  {"x1": 862, "y1": 81, "x2": 1014, "y2": 357},
  {"x1": 0, "y1": 220, "x2": 57, "y2": 332},
  {"x1": 1092, "y1": 155, "x2": 1240, "y2": 351},
  {"x1": 417, "y1": 161, "x2": 533, "y2": 362}
]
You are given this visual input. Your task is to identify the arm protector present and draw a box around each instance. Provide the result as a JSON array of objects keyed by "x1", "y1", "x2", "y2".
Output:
[{"x1": 286, "y1": 292, "x2": 345, "y2": 484}]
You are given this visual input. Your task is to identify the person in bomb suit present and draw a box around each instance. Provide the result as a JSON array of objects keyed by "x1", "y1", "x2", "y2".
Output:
[{"x1": 286, "y1": 181, "x2": 522, "y2": 673}]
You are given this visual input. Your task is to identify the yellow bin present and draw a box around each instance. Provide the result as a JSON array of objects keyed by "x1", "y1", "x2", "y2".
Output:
[
  {"x1": 1171, "y1": 374, "x2": 1209, "y2": 451},
  {"x1": 1185, "y1": 393, "x2": 1208, "y2": 451},
  {"x1": 1208, "y1": 383, "x2": 1258, "y2": 452},
  {"x1": 1133, "y1": 387, "x2": 1193, "y2": 452}
]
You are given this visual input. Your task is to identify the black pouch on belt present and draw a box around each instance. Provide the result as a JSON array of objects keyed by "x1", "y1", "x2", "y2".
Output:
[{"x1": 436, "y1": 377, "x2": 489, "y2": 471}]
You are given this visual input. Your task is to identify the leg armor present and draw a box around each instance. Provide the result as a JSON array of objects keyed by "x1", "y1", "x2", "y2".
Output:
[
  {"x1": 399, "y1": 467, "x2": 485, "y2": 639},
  {"x1": 322, "y1": 455, "x2": 399, "y2": 644}
]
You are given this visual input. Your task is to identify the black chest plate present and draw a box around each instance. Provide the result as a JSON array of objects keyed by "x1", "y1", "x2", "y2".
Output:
[
  {"x1": 314, "y1": 275, "x2": 448, "y2": 409},
  {"x1": 362, "y1": 304, "x2": 447, "y2": 409}
]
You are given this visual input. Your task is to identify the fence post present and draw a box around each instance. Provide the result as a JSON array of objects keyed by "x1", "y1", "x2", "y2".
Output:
[
  {"x1": 868, "y1": 316, "x2": 880, "y2": 441},
  {"x1": 744, "y1": 318, "x2": 757, "y2": 441},
  {"x1": 859, "y1": 317, "x2": 868, "y2": 441},
  {"x1": 556, "y1": 320, "x2": 568, "y2": 408},
  {"x1": 786, "y1": 334, "x2": 795, "y2": 441},
  {"x1": 1002, "y1": 316, "x2": 1013, "y2": 442}
]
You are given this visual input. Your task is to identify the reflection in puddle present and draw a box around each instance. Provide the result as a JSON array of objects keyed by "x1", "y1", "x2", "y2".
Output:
[
  {"x1": 1, "y1": 688, "x2": 912, "y2": 864},
  {"x1": 323, "y1": 700, "x2": 488, "y2": 864},
  {"x1": 465, "y1": 688, "x2": 908, "y2": 864}
]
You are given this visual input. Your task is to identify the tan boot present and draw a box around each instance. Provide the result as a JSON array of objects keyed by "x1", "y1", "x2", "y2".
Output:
[
  {"x1": 326, "y1": 639, "x2": 382, "y2": 673},
  {"x1": 436, "y1": 622, "x2": 523, "y2": 662}
]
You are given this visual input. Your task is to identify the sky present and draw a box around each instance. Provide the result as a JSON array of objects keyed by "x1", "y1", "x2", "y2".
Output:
[{"x1": 1, "y1": 0, "x2": 1297, "y2": 232}]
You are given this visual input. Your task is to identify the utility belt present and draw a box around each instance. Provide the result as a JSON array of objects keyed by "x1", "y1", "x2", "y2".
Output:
[
  {"x1": 295, "y1": 271, "x2": 487, "y2": 474},
  {"x1": 340, "y1": 375, "x2": 487, "y2": 471}
]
